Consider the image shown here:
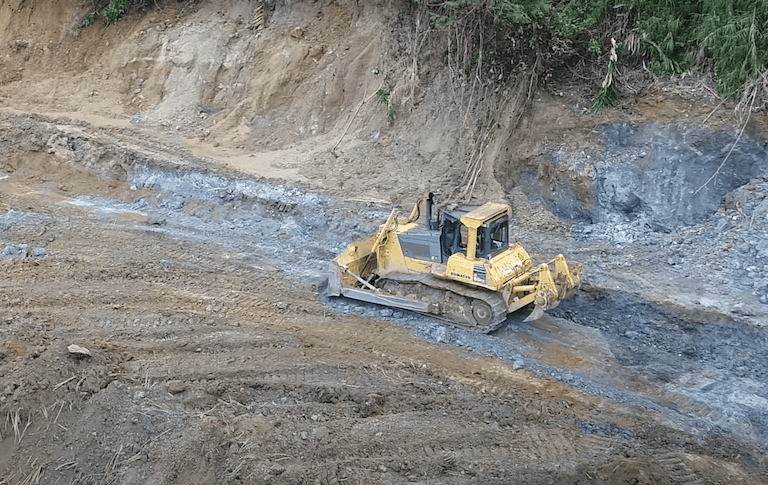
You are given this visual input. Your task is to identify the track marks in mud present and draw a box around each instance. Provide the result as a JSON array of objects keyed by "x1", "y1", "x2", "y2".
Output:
[
  {"x1": 205, "y1": 366, "x2": 610, "y2": 479},
  {"x1": 654, "y1": 451, "x2": 704, "y2": 485},
  {"x1": 510, "y1": 428, "x2": 579, "y2": 465},
  {"x1": 579, "y1": 433, "x2": 615, "y2": 460}
]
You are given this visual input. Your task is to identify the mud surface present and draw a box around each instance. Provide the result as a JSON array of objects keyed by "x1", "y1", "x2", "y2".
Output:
[
  {"x1": 1, "y1": 1, "x2": 768, "y2": 484},
  {"x1": 1, "y1": 113, "x2": 766, "y2": 484}
]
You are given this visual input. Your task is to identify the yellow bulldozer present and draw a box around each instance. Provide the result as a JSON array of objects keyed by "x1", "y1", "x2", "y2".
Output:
[{"x1": 328, "y1": 194, "x2": 582, "y2": 332}]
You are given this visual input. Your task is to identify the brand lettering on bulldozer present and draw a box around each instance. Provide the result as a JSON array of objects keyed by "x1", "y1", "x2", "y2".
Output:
[{"x1": 451, "y1": 272, "x2": 470, "y2": 280}]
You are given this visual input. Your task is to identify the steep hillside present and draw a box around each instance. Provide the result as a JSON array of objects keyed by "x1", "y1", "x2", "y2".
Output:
[{"x1": 1, "y1": 0, "x2": 483, "y2": 202}]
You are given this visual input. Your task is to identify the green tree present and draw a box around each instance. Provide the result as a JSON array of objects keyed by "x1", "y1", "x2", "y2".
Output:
[
  {"x1": 697, "y1": 0, "x2": 768, "y2": 97},
  {"x1": 412, "y1": 0, "x2": 768, "y2": 106}
]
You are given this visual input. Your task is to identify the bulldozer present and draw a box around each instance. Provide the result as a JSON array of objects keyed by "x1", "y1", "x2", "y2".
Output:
[{"x1": 328, "y1": 194, "x2": 582, "y2": 332}]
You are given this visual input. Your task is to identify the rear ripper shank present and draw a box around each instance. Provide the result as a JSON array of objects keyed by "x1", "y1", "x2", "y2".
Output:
[{"x1": 328, "y1": 194, "x2": 582, "y2": 332}]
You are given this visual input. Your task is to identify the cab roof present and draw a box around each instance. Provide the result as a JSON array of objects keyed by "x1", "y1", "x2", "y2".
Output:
[{"x1": 459, "y1": 202, "x2": 509, "y2": 228}]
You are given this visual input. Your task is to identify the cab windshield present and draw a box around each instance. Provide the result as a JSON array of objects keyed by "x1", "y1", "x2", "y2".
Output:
[{"x1": 476, "y1": 216, "x2": 508, "y2": 259}]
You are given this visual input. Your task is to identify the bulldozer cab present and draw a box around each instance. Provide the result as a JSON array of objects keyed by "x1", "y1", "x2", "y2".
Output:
[{"x1": 440, "y1": 204, "x2": 509, "y2": 262}]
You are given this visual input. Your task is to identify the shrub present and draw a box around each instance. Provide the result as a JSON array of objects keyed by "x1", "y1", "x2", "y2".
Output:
[
  {"x1": 591, "y1": 38, "x2": 619, "y2": 112},
  {"x1": 411, "y1": 0, "x2": 767, "y2": 103},
  {"x1": 495, "y1": 0, "x2": 549, "y2": 25},
  {"x1": 552, "y1": 0, "x2": 610, "y2": 39},
  {"x1": 76, "y1": 11, "x2": 97, "y2": 32},
  {"x1": 376, "y1": 89, "x2": 396, "y2": 121},
  {"x1": 104, "y1": 0, "x2": 131, "y2": 23}
]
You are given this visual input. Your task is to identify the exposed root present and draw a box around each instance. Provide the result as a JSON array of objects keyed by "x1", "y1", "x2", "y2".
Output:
[
  {"x1": 17, "y1": 459, "x2": 42, "y2": 485},
  {"x1": 695, "y1": 77, "x2": 760, "y2": 195},
  {"x1": 7, "y1": 408, "x2": 31, "y2": 444}
]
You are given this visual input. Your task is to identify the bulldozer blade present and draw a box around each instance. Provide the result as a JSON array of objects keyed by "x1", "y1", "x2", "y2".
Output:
[
  {"x1": 524, "y1": 304, "x2": 546, "y2": 322},
  {"x1": 340, "y1": 287, "x2": 430, "y2": 313}
]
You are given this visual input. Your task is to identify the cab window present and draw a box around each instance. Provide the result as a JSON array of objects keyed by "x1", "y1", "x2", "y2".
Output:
[
  {"x1": 490, "y1": 217, "x2": 508, "y2": 251},
  {"x1": 476, "y1": 228, "x2": 485, "y2": 255}
]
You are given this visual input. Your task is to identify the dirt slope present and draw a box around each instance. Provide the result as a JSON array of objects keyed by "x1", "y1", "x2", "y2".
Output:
[
  {"x1": 0, "y1": 0, "x2": 474, "y2": 203},
  {"x1": 1, "y1": 1, "x2": 767, "y2": 484},
  {"x1": 2, "y1": 122, "x2": 764, "y2": 484}
]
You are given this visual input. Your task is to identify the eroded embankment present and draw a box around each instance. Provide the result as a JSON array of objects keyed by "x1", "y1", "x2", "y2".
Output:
[
  {"x1": 520, "y1": 123, "x2": 768, "y2": 230},
  {"x1": 2, "y1": 114, "x2": 767, "y2": 452}
]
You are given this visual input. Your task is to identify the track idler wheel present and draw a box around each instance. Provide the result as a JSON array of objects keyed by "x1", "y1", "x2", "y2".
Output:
[{"x1": 471, "y1": 299, "x2": 494, "y2": 326}]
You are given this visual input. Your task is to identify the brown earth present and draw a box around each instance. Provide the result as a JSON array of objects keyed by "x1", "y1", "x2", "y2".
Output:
[{"x1": 1, "y1": 1, "x2": 767, "y2": 484}]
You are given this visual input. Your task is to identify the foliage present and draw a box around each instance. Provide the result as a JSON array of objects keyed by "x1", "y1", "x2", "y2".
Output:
[
  {"x1": 552, "y1": 0, "x2": 610, "y2": 39},
  {"x1": 587, "y1": 39, "x2": 601, "y2": 57},
  {"x1": 696, "y1": 0, "x2": 768, "y2": 98},
  {"x1": 104, "y1": 0, "x2": 131, "y2": 23},
  {"x1": 591, "y1": 38, "x2": 619, "y2": 112},
  {"x1": 376, "y1": 89, "x2": 396, "y2": 122},
  {"x1": 411, "y1": 0, "x2": 768, "y2": 108},
  {"x1": 430, "y1": 13, "x2": 457, "y2": 29},
  {"x1": 375, "y1": 89, "x2": 389, "y2": 104},
  {"x1": 623, "y1": 0, "x2": 698, "y2": 74},
  {"x1": 621, "y1": 0, "x2": 767, "y2": 97},
  {"x1": 494, "y1": 0, "x2": 549, "y2": 25},
  {"x1": 76, "y1": 11, "x2": 97, "y2": 32}
]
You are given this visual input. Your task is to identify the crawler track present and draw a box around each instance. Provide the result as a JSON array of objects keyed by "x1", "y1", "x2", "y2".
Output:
[{"x1": 376, "y1": 273, "x2": 509, "y2": 333}]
